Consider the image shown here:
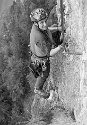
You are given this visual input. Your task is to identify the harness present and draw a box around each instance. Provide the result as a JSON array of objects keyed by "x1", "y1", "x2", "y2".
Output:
[{"x1": 29, "y1": 53, "x2": 49, "y2": 78}]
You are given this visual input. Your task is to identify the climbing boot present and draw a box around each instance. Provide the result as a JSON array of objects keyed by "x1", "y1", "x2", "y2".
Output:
[{"x1": 34, "y1": 89, "x2": 50, "y2": 99}]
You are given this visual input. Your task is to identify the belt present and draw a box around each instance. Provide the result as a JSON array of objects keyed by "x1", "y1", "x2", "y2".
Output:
[{"x1": 32, "y1": 53, "x2": 49, "y2": 60}]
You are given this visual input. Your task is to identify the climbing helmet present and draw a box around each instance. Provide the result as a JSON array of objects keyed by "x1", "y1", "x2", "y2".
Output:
[{"x1": 30, "y1": 8, "x2": 48, "y2": 22}]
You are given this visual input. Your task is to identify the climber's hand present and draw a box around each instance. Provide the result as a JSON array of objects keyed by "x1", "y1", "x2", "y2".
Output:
[{"x1": 61, "y1": 41, "x2": 68, "y2": 48}]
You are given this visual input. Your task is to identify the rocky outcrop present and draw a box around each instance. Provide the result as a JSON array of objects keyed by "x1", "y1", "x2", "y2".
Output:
[{"x1": 55, "y1": 0, "x2": 87, "y2": 124}]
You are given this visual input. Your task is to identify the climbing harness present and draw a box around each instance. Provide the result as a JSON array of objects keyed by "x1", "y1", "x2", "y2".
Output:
[{"x1": 29, "y1": 53, "x2": 49, "y2": 78}]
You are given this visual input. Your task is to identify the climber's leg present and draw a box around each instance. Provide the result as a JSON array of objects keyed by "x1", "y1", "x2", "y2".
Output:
[{"x1": 34, "y1": 60, "x2": 50, "y2": 98}]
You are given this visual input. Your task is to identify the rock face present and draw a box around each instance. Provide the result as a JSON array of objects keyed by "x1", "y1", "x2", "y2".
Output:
[{"x1": 55, "y1": 0, "x2": 87, "y2": 124}]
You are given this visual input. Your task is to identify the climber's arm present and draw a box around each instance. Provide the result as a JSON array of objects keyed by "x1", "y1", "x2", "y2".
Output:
[
  {"x1": 50, "y1": 41, "x2": 67, "y2": 56},
  {"x1": 50, "y1": 44, "x2": 64, "y2": 56},
  {"x1": 48, "y1": 24, "x2": 62, "y2": 33}
]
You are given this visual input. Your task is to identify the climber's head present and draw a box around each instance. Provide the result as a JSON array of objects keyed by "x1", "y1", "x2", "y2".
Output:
[{"x1": 30, "y1": 8, "x2": 48, "y2": 30}]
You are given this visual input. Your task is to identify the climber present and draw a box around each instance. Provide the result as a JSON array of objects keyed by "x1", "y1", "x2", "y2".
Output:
[{"x1": 29, "y1": 8, "x2": 65, "y2": 99}]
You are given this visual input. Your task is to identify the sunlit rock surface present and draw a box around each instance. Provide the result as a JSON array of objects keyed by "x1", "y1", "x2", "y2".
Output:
[{"x1": 55, "y1": 0, "x2": 87, "y2": 124}]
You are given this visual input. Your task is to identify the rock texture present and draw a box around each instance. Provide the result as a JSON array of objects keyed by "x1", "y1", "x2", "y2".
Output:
[{"x1": 55, "y1": 0, "x2": 87, "y2": 124}]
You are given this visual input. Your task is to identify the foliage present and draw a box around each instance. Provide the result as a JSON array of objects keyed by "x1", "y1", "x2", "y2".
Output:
[{"x1": 0, "y1": 1, "x2": 31, "y2": 124}]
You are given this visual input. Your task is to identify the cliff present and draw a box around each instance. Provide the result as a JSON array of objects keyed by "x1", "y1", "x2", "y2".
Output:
[{"x1": 55, "y1": 0, "x2": 87, "y2": 124}]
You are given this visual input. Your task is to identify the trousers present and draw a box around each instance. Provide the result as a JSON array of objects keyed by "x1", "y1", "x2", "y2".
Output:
[{"x1": 35, "y1": 59, "x2": 50, "y2": 90}]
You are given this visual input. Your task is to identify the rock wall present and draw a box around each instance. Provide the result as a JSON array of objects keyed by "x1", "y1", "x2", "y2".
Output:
[{"x1": 54, "y1": 0, "x2": 87, "y2": 124}]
